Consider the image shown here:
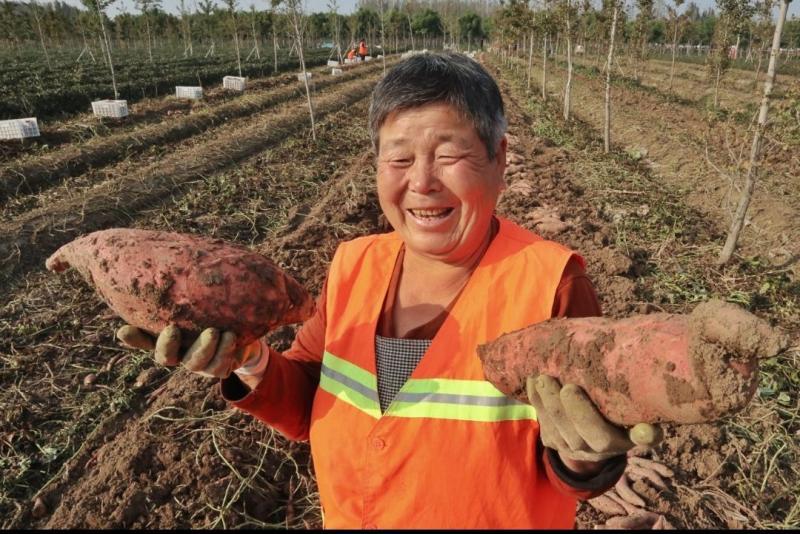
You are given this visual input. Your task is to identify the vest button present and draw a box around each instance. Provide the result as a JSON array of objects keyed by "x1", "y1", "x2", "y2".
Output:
[{"x1": 372, "y1": 438, "x2": 385, "y2": 450}]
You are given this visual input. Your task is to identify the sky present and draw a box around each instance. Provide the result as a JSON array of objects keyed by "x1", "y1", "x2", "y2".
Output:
[{"x1": 57, "y1": 0, "x2": 800, "y2": 20}]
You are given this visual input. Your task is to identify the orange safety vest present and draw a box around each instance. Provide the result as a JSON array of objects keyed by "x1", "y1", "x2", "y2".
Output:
[
  {"x1": 309, "y1": 216, "x2": 581, "y2": 528},
  {"x1": 347, "y1": 49, "x2": 356, "y2": 60},
  {"x1": 359, "y1": 42, "x2": 368, "y2": 55}
]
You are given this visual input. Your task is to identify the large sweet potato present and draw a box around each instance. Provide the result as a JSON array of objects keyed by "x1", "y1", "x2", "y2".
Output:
[
  {"x1": 476, "y1": 300, "x2": 788, "y2": 425},
  {"x1": 46, "y1": 228, "x2": 315, "y2": 348}
]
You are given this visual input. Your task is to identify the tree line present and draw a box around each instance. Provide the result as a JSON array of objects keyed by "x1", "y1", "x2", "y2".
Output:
[{"x1": 0, "y1": 0, "x2": 493, "y2": 58}]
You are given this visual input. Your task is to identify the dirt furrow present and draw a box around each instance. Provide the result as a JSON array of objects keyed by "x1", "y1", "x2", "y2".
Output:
[
  {"x1": 0, "y1": 73, "x2": 301, "y2": 164},
  {"x1": 518, "y1": 54, "x2": 798, "y2": 261},
  {"x1": 0, "y1": 73, "x2": 385, "y2": 292},
  {"x1": 1, "y1": 95, "x2": 380, "y2": 528},
  {"x1": 0, "y1": 60, "x2": 392, "y2": 205}
]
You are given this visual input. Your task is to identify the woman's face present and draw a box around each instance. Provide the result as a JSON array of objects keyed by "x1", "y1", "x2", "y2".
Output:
[{"x1": 376, "y1": 102, "x2": 507, "y2": 264}]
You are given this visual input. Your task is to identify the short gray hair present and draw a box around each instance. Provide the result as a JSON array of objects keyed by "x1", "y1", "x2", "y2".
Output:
[{"x1": 368, "y1": 52, "x2": 507, "y2": 159}]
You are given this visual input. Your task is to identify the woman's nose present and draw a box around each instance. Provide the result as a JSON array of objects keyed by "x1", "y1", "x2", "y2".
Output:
[{"x1": 408, "y1": 161, "x2": 440, "y2": 194}]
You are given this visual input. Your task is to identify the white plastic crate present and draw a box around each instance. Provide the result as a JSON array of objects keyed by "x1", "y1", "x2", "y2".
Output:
[
  {"x1": 223, "y1": 76, "x2": 246, "y2": 91},
  {"x1": 364, "y1": 55, "x2": 373, "y2": 62},
  {"x1": 91, "y1": 99, "x2": 129, "y2": 118},
  {"x1": 176, "y1": 86, "x2": 203, "y2": 99},
  {"x1": 344, "y1": 58, "x2": 357, "y2": 64},
  {"x1": 0, "y1": 118, "x2": 40, "y2": 140},
  {"x1": 376, "y1": 54, "x2": 384, "y2": 59},
  {"x1": 327, "y1": 60, "x2": 340, "y2": 67},
  {"x1": 297, "y1": 72, "x2": 313, "y2": 82},
  {"x1": 331, "y1": 68, "x2": 343, "y2": 76}
]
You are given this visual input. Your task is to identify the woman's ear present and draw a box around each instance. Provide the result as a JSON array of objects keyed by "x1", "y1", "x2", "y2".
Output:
[
  {"x1": 494, "y1": 136, "x2": 509, "y2": 193},
  {"x1": 495, "y1": 136, "x2": 508, "y2": 168}
]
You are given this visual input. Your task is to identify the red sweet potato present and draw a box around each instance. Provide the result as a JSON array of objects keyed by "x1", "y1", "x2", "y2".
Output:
[
  {"x1": 46, "y1": 228, "x2": 315, "y2": 348},
  {"x1": 476, "y1": 299, "x2": 788, "y2": 425}
]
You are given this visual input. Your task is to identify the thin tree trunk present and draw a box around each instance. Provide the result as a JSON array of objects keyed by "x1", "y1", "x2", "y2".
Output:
[
  {"x1": 753, "y1": 40, "x2": 766, "y2": 90},
  {"x1": 231, "y1": 11, "x2": 242, "y2": 76},
  {"x1": 527, "y1": 30, "x2": 534, "y2": 92},
  {"x1": 564, "y1": 12, "x2": 573, "y2": 121},
  {"x1": 718, "y1": 0, "x2": 790, "y2": 265},
  {"x1": 669, "y1": 17, "x2": 679, "y2": 90},
  {"x1": 291, "y1": 10, "x2": 315, "y2": 141},
  {"x1": 145, "y1": 15, "x2": 153, "y2": 62},
  {"x1": 604, "y1": 2, "x2": 619, "y2": 153},
  {"x1": 379, "y1": 0, "x2": 386, "y2": 74},
  {"x1": 273, "y1": 30, "x2": 278, "y2": 73},
  {"x1": 32, "y1": 2, "x2": 51, "y2": 68},
  {"x1": 95, "y1": 0, "x2": 118, "y2": 99},
  {"x1": 251, "y1": 16, "x2": 261, "y2": 59},
  {"x1": 542, "y1": 35, "x2": 548, "y2": 101}
]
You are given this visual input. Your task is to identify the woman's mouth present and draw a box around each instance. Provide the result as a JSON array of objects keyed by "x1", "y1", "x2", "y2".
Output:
[{"x1": 407, "y1": 208, "x2": 454, "y2": 219}]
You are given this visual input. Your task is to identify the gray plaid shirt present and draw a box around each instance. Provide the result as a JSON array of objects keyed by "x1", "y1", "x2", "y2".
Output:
[{"x1": 375, "y1": 335, "x2": 432, "y2": 413}]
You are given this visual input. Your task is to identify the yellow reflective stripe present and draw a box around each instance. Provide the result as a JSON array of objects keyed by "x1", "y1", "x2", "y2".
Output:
[
  {"x1": 319, "y1": 352, "x2": 536, "y2": 422},
  {"x1": 319, "y1": 372, "x2": 381, "y2": 419},
  {"x1": 387, "y1": 400, "x2": 536, "y2": 422},
  {"x1": 391, "y1": 378, "x2": 537, "y2": 422},
  {"x1": 319, "y1": 351, "x2": 380, "y2": 419},
  {"x1": 402, "y1": 377, "x2": 511, "y2": 397},
  {"x1": 322, "y1": 351, "x2": 378, "y2": 391}
]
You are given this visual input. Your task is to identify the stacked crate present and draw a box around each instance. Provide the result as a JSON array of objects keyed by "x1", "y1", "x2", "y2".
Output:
[
  {"x1": 0, "y1": 118, "x2": 40, "y2": 140},
  {"x1": 91, "y1": 100, "x2": 129, "y2": 118},
  {"x1": 176, "y1": 86, "x2": 203, "y2": 99},
  {"x1": 223, "y1": 76, "x2": 246, "y2": 91}
]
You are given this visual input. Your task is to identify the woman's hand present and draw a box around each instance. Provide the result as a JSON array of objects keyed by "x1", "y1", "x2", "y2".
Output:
[
  {"x1": 116, "y1": 324, "x2": 265, "y2": 379},
  {"x1": 526, "y1": 375, "x2": 661, "y2": 475}
]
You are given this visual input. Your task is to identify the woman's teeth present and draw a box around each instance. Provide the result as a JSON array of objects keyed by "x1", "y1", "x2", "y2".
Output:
[{"x1": 410, "y1": 208, "x2": 451, "y2": 218}]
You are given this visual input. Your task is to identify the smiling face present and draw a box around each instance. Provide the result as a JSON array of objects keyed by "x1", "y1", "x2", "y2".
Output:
[{"x1": 376, "y1": 102, "x2": 507, "y2": 265}]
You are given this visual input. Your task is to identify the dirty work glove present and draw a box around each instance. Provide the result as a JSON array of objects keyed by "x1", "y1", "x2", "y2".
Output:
[
  {"x1": 526, "y1": 375, "x2": 661, "y2": 462},
  {"x1": 116, "y1": 325, "x2": 266, "y2": 379}
]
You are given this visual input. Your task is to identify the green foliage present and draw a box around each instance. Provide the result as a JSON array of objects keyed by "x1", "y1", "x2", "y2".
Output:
[
  {"x1": 412, "y1": 7, "x2": 443, "y2": 38},
  {"x1": 492, "y1": 0, "x2": 534, "y2": 42},
  {"x1": 354, "y1": 6, "x2": 379, "y2": 38},
  {"x1": 458, "y1": 12, "x2": 485, "y2": 40},
  {"x1": 707, "y1": 0, "x2": 755, "y2": 82}
]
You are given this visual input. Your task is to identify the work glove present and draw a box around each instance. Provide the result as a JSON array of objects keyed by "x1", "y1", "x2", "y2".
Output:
[
  {"x1": 116, "y1": 324, "x2": 266, "y2": 379},
  {"x1": 526, "y1": 375, "x2": 661, "y2": 462}
]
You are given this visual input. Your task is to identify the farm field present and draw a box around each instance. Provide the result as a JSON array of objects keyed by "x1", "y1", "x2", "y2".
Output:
[
  {"x1": 0, "y1": 46, "x2": 334, "y2": 120},
  {"x1": 1, "y1": 47, "x2": 798, "y2": 532}
]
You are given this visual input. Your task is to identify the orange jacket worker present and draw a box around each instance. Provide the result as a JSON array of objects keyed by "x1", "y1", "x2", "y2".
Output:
[
  {"x1": 117, "y1": 52, "x2": 660, "y2": 528},
  {"x1": 358, "y1": 39, "x2": 368, "y2": 59}
]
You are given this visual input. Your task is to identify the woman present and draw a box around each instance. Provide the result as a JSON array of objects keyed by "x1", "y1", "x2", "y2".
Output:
[{"x1": 118, "y1": 52, "x2": 657, "y2": 528}]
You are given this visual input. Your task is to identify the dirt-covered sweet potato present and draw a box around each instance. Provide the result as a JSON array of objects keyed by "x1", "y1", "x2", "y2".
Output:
[
  {"x1": 476, "y1": 299, "x2": 788, "y2": 425},
  {"x1": 46, "y1": 228, "x2": 315, "y2": 348}
]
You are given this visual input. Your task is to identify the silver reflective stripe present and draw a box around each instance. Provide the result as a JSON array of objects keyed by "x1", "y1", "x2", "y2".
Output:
[
  {"x1": 393, "y1": 391, "x2": 527, "y2": 407},
  {"x1": 320, "y1": 363, "x2": 380, "y2": 403}
]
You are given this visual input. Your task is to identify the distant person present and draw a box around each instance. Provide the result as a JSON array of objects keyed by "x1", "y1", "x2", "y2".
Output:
[
  {"x1": 346, "y1": 47, "x2": 356, "y2": 61},
  {"x1": 358, "y1": 39, "x2": 368, "y2": 60}
]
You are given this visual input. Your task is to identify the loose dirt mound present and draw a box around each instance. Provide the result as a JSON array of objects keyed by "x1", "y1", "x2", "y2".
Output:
[{"x1": 12, "y1": 146, "x2": 382, "y2": 529}]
